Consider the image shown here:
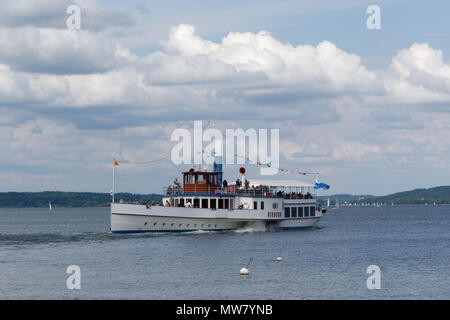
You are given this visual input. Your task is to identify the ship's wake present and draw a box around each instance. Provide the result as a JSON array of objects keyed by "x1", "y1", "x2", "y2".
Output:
[
  {"x1": 0, "y1": 230, "x2": 170, "y2": 246},
  {"x1": 233, "y1": 221, "x2": 270, "y2": 233}
]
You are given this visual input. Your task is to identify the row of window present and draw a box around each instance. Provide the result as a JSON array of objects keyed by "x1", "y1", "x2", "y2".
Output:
[
  {"x1": 285, "y1": 206, "x2": 316, "y2": 218},
  {"x1": 170, "y1": 198, "x2": 269, "y2": 210},
  {"x1": 184, "y1": 174, "x2": 219, "y2": 185},
  {"x1": 144, "y1": 221, "x2": 218, "y2": 228},
  {"x1": 170, "y1": 198, "x2": 233, "y2": 209}
]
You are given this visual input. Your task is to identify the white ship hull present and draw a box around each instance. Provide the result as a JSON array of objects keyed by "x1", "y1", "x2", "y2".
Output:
[{"x1": 110, "y1": 202, "x2": 321, "y2": 233}]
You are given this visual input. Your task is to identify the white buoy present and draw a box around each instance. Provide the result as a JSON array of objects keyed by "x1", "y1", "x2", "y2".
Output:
[
  {"x1": 240, "y1": 256, "x2": 252, "y2": 275},
  {"x1": 276, "y1": 256, "x2": 283, "y2": 262},
  {"x1": 240, "y1": 267, "x2": 249, "y2": 275}
]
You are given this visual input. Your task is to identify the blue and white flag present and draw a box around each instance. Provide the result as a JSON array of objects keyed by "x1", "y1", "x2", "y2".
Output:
[{"x1": 314, "y1": 181, "x2": 330, "y2": 190}]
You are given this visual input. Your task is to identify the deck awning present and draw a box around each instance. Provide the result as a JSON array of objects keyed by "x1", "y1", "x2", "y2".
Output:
[{"x1": 248, "y1": 179, "x2": 315, "y2": 188}]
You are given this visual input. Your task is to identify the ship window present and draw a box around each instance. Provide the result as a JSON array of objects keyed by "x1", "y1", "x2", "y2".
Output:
[
  {"x1": 298, "y1": 207, "x2": 303, "y2": 217},
  {"x1": 184, "y1": 175, "x2": 188, "y2": 184},
  {"x1": 179, "y1": 199, "x2": 184, "y2": 207},
  {"x1": 230, "y1": 199, "x2": 233, "y2": 209},
  {"x1": 162, "y1": 223, "x2": 165, "y2": 226},
  {"x1": 218, "y1": 199, "x2": 224, "y2": 209},
  {"x1": 304, "y1": 207, "x2": 310, "y2": 217},
  {"x1": 254, "y1": 201, "x2": 257, "y2": 210},
  {"x1": 210, "y1": 199, "x2": 216, "y2": 209},
  {"x1": 193, "y1": 198, "x2": 200, "y2": 208},
  {"x1": 284, "y1": 207, "x2": 290, "y2": 218},
  {"x1": 153, "y1": 222, "x2": 157, "y2": 226},
  {"x1": 291, "y1": 207, "x2": 297, "y2": 218},
  {"x1": 261, "y1": 201, "x2": 264, "y2": 210},
  {"x1": 197, "y1": 175, "x2": 204, "y2": 183},
  {"x1": 202, "y1": 198, "x2": 208, "y2": 208},
  {"x1": 224, "y1": 199, "x2": 229, "y2": 209},
  {"x1": 310, "y1": 206, "x2": 315, "y2": 217},
  {"x1": 171, "y1": 223, "x2": 174, "y2": 226}
]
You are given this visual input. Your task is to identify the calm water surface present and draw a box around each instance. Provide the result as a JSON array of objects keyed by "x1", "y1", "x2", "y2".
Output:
[{"x1": 0, "y1": 205, "x2": 449, "y2": 299}]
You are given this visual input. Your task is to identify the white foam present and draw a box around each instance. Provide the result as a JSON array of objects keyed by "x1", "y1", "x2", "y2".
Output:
[{"x1": 234, "y1": 221, "x2": 268, "y2": 233}]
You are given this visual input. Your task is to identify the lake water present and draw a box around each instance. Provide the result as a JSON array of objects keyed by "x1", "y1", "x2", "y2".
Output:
[{"x1": 0, "y1": 205, "x2": 449, "y2": 299}]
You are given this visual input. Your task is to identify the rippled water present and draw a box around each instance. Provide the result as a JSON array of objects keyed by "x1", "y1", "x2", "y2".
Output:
[{"x1": 0, "y1": 205, "x2": 449, "y2": 299}]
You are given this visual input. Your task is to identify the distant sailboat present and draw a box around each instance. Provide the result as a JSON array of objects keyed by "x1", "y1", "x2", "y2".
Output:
[
  {"x1": 49, "y1": 202, "x2": 52, "y2": 212},
  {"x1": 332, "y1": 199, "x2": 339, "y2": 209},
  {"x1": 327, "y1": 198, "x2": 330, "y2": 208}
]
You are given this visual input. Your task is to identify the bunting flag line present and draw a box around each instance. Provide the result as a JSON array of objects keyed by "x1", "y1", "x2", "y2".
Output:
[
  {"x1": 113, "y1": 155, "x2": 171, "y2": 165},
  {"x1": 114, "y1": 142, "x2": 320, "y2": 177},
  {"x1": 237, "y1": 153, "x2": 319, "y2": 175}
]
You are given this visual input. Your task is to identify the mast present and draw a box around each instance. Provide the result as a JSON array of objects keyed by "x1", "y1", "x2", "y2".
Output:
[
  {"x1": 112, "y1": 162, "x2": 115, "y2": 203},
  {"x1": 112, "y1": 159, "x2": 118, "y2": 203}
]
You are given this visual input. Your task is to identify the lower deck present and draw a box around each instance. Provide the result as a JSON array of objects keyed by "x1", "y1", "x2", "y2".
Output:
[{"x1": 110, "y1": 201, "x2": 322, "y2": 233}]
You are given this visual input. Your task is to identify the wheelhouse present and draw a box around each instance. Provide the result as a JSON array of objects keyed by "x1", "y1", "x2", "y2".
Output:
[{"x1": 182, "y1": 168, "x2": 220, "y2": 194}]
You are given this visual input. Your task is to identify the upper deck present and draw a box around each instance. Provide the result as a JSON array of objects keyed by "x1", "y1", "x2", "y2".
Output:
[{"x1": 164, "y1": 169, "x2": 316, "y2": 200}]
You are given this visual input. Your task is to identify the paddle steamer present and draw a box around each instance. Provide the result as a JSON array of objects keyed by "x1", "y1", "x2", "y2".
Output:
[{"x1": 110, "y1": 165, "x2": 325, "y2": 233}]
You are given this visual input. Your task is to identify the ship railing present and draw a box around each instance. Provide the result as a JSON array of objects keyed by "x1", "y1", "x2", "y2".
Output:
[
  {"x1": 220, "y1": 188, "x2": 276, "y2": 197},
  {"x1": 283, "y1": 194, "x2": 315, "y2": 200},
  {"x1": 163, "y1": 185, "x2": 284, "y2": 197},
  {"x1": 163, "y1": 186, "x2": 184, "y2": 195}
]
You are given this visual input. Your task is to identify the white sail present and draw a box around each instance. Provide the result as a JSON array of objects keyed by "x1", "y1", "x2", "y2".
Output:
[
  {"x1": 331, "y1": 199, "x2": 339, "y2": 209},
  {"x1": 49, "y1": 202, "x2": 52, "y2": 211}
]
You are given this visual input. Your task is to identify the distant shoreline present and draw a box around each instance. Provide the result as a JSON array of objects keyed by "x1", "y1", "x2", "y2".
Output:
[
  {"x1": 317, "y1": 185, "x2": 450, "y2": 206},
  {"x1": 0, "y1": 192, "x2": 162, "y2": 208},
  {"x1": 0, "y1": 186, "x2": 449, "y2": 207}
]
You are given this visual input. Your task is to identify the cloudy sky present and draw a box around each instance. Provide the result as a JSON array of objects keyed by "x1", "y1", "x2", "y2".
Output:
[{"x1": 1, "y1": 0, "x2": 450, "y2": 195}]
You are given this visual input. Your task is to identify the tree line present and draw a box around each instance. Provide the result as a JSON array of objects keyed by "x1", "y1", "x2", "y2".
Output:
[{"x1": 0, "y1": 192, "x2": 162, "y2": 208}]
